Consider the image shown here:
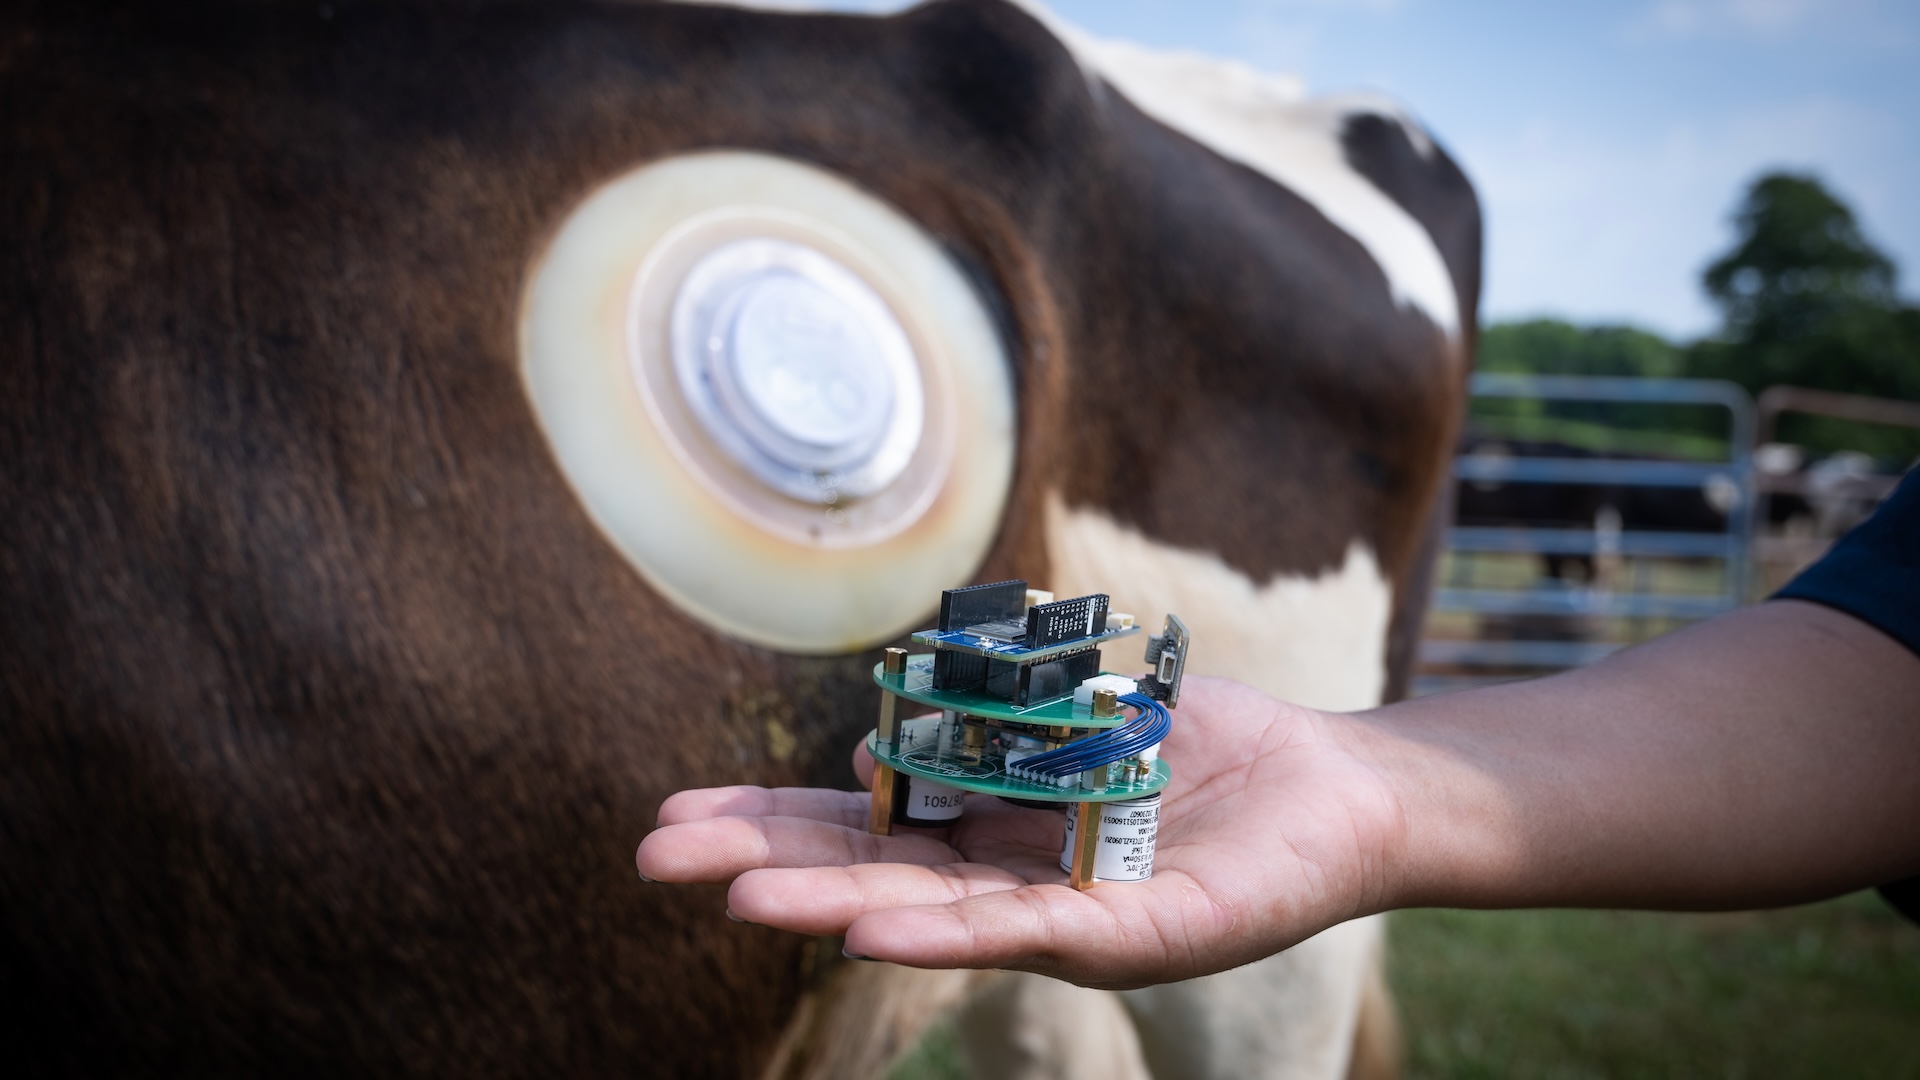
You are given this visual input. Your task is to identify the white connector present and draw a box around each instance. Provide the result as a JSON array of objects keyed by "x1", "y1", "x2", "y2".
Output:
[{"x1": 1073, "y1": 673, "x2": 1138, "y2": 707}]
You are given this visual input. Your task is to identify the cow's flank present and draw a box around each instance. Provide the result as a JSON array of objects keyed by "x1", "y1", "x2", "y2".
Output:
[{"x1": 0, "y1": 1, "x2": 1476, "y2": 1076}]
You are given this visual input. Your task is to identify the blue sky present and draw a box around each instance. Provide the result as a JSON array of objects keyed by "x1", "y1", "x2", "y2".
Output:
[{"x1": 798, "y1": 0, "x2": 1920, "y2": 340}]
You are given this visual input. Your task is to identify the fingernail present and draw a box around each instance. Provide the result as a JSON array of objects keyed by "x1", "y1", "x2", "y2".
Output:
[
  {"x1": 726, "y1": 909, "x2": 756, "y2": 925},
  {"x1": 638, "y1": 870, "x2": 656, "y2": 883},
  {"x1": 842, "y1": 947, "x2": 874, "y2": 961}
]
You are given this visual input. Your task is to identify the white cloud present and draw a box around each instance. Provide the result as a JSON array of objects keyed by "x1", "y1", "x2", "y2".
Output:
[
  {"x1": 1628, "y1": 0, "x2": 1812, "y2": 38},
  {"x1": 1246, "y1": 0, "x2": 1405, "y2": 11},
  {"x1": 1622, "y1": 0, "x2": 1912, "y2": 44},
  {"x1": 1229, "y1": 10, "x2": 1323, "y2": 76}
]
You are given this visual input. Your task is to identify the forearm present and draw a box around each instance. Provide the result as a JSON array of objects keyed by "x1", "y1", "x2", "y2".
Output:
[{"x1": 1346, "y1": 600, "x2": 1920, "y2": 912}]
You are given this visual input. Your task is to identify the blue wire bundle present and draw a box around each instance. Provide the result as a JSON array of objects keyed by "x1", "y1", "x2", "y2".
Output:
[{"x1": 1010, "y1": 692, "x2": 1171, "y2": 783}]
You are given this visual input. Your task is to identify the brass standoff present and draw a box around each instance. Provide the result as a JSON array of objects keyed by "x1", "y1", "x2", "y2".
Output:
[
  {"x1": 876, "y1": 647, "x2": 909, "y2": 750},
  {"x1": 1091, "y1": 688, "x2": 1118, "y2": 719},
  {"x1": 960, "y1": 721, "x2": 988, "y2": 762},
  {"x1": 1082, "y1": 763, "x2": 1109, "y2": 793},
  {"x1": 868, "y1": 763, "x2": 897, "y2": 836},
  {"x1": 868, "y1": 649, "x2": 914, "y2": 834},
  {"x1": 1069, "y1": 800, "x2": 1101, "y2": 890}
]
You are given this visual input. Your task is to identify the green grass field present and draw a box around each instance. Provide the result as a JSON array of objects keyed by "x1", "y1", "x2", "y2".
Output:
[
  {"x1": 1392, "y1": 893, "x2": 1920, "y2": 1079},
  {"x1": 890, "y1": 892, "x2": 1920, "y2": 1079}
]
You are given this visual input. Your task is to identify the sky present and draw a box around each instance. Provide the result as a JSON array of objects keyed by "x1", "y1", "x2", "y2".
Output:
[{"x1": 784, "y1": 0, "x2": 1920, "y2": 341}]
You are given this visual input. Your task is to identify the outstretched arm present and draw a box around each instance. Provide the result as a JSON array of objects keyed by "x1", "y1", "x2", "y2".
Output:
[
  {"x1": 1368, "y1": 599, "x2": 1920, "y2": 913},
  {"x1": 636, "y1": 600, "x2": 1920, "y2": 987}
]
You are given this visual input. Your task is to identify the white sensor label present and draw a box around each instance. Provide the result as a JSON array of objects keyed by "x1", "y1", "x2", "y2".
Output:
[{"x1": 1059, "y1": 795, "x2": 1161, "y2": 882}]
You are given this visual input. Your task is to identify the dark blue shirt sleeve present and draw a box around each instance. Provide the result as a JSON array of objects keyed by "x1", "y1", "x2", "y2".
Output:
[
  {"x1": 1771, "y1": 466, "x2": 1920, "y2": 924},
  {"x1": 1774, "y1": 466, "x2": 1920, "y2": 657}
]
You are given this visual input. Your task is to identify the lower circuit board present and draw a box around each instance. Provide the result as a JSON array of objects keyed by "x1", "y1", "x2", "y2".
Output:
[
  {"x1": 867, "y1": 732, "x2": 1172, "y2": 804},
  {"x1": 869, "y1": 653, "x2": 1172, "y2": 804}
]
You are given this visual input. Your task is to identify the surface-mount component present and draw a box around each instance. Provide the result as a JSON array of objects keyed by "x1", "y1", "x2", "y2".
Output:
[{"x1": 866, "y1": 579, "x2": 1190, "y2": 889}]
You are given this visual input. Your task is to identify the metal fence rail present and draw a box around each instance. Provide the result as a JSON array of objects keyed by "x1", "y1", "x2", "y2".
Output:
[
  {"x1": 1446, "y1": 526, "x2": 1738, "y2": 558},
  {"x1": 1416, "y1": 374, "x2": 1756, "y2": 694}
]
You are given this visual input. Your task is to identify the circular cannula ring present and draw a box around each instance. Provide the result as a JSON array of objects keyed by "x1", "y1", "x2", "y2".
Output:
[{"x1": 518, "y1": 150, "x2": 1015, "y2": 653}]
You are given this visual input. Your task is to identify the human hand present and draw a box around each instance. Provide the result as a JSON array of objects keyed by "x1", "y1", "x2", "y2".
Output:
[{"x1": 635, "y1": 677, "x2": 1408, "y2": 989}]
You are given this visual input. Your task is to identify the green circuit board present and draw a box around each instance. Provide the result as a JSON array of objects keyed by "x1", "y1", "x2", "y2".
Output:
[
  {"x1": 868, "y1": 651, "x2": 1171, "y2": 804},
  {"x1": 868, "y1": 731, "x2": 1171, "y2": 804},
  {"x1": 872, "y1": 653, "x2": 1138, "y2": 730}
]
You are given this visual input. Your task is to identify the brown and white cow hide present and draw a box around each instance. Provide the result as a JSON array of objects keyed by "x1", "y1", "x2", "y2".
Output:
[{"x1": 0, "y1": 1, "x2": 1477, "y2": 1077}]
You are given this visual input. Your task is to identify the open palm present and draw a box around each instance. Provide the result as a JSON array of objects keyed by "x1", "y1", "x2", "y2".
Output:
[{"x1": 636, "y1": 677, "x2": 1406, "y2": 988}]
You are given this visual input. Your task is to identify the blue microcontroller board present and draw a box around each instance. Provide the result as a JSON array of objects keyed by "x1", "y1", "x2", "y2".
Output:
[{"x1": 910, "y1": 621, "x2": 1141, "y2": 663}]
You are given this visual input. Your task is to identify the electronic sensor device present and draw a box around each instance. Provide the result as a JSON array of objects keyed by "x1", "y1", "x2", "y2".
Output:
[{"x1": 867, "y1": 580, "x2": 1190, "y2": 888}]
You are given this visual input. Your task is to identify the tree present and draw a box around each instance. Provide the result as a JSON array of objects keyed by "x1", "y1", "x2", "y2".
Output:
[
  {"x1": 1701, "y1": 173, "x2": 1896, "y2": 341},
  {"x1": 1472, "y1": 321, "x2": 1726, "y2": 458},
  {"x1": 1478, "y1": 319, "x2": 1684, "y2": 379},
  {"x1": 1689, "y1": 172, "x2": 1920, "y2": 460},
  {"x1": 1471, "y1": 174, "x2": 1919, "y2": 461}
]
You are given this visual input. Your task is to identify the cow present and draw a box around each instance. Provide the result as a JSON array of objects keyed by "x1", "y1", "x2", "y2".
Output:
[
  {"x1": 0, "y1": 1, "x2": 1478, "y2": 1077},
  {"x1": 1454, "y1": 435, "x2": 1735, "y2": 585}
]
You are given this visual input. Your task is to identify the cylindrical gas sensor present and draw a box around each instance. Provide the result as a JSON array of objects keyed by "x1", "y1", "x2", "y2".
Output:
[
  {"x1": 893, "y1": 774, "x2": 966, "y2": 827},
  {"x1": 1058, "y1": 793, "x2": 1161, "y2": 882}
]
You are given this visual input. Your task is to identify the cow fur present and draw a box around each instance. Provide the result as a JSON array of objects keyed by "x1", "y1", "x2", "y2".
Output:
[{"x1": 0, "y1": 1, "x2": 1477, "y2": 1075}]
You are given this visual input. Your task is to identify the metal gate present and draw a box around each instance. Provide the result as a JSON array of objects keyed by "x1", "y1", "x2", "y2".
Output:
[{"x1": 1416, "y1": 374, "x2": 1756, "y2": 695}]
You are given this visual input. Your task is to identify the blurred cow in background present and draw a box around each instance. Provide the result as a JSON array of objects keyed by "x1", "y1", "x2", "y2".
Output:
[{"x1": 0, "y1": 1, "x2": 1476, "y2": 1076}]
